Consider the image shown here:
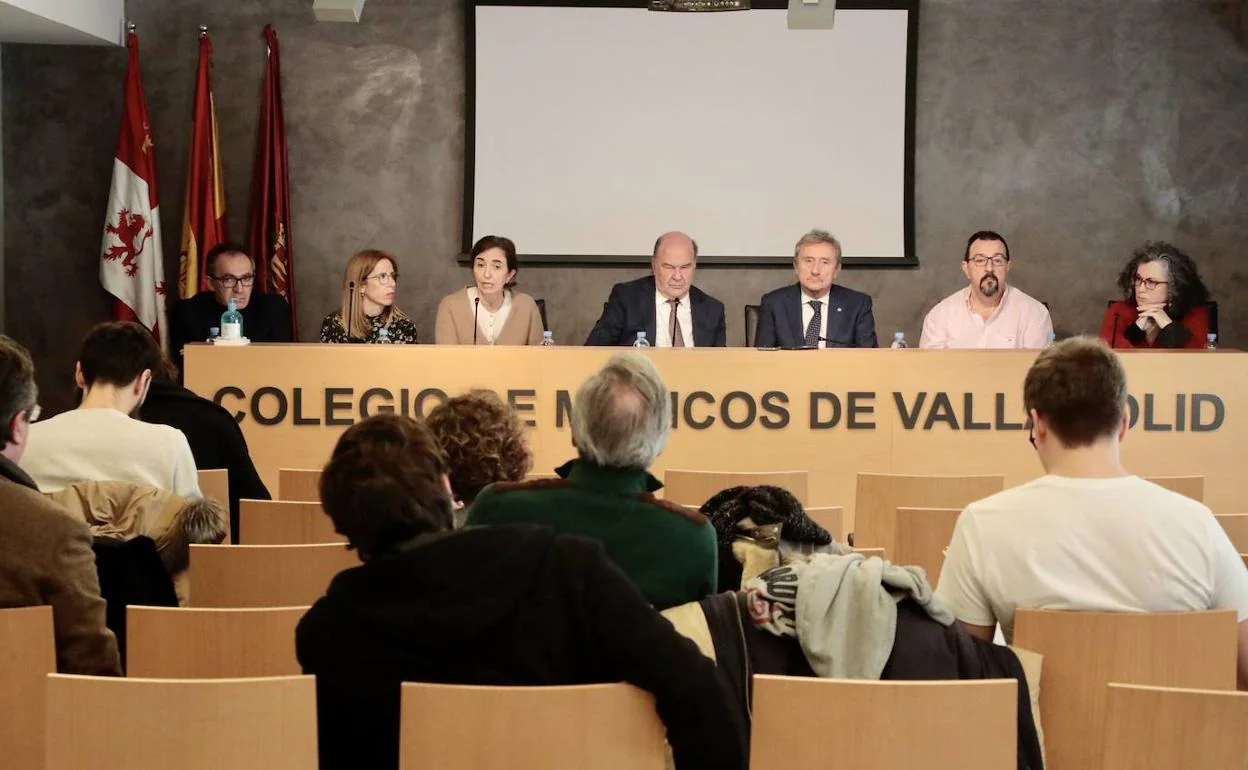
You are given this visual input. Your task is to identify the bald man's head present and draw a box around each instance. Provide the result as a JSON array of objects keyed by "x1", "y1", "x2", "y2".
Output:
[{"x1": 651, "y1": 231, "x2": 698, "y2": 301}]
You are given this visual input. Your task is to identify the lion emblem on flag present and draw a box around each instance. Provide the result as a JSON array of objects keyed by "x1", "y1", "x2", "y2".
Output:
[{"x1": 103, "y1": 209, "x2": 154, "y2": 277}]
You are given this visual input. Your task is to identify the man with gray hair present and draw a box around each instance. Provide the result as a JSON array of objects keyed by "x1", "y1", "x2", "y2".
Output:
[
  {"x1": 466, "y1": 352, "x2": 717, "y2": 609},
  {"x1": 0, "y1": 336, "x2": 120, "y2": 675},
  {"x1": 754, "y1": 229, "x2": 877, "y2": 348}
]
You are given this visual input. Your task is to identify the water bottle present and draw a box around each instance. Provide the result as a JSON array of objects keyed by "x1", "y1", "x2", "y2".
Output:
[
  {"x1": 1045, "y1": 332, "x2": 1057, "y2": 347},
  {"x1": 220, "y1": 299, "x2": 243, "y2": 341},
  {"x1": 889, "y1": 332, "x2": 908, "y2": 349},
  {"x1": 1206, "y1": 333, "x2": 1217, "y2": 350},
  {"x1": 633, "y1": 331, "x2": 650, "y2": 348},
  {"x1": 376, "y1": 327, "x2": 392, "y2": 344},
  {"x1": 540, "y1": 331, "x2": 555, "y2": 347},
  {"x1": 207, "y1": 326, "x2": 220, "y2": 343}
]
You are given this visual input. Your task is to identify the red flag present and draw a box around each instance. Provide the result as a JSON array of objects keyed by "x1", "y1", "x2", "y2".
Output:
[
  {"x1": 178, "y1": 30, "x2": 228, "y2": 299},
  {"x1": 101, "y1": 31, "x2": 168, "y2": 349},
  {"x1": 247, "y1": 24, "x2": 298, "y2": 338}
]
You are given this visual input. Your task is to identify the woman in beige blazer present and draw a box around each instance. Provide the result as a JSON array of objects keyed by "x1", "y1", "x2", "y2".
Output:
[{"x1": 435, "y1": 235, "x2": 545, "y2": 345}]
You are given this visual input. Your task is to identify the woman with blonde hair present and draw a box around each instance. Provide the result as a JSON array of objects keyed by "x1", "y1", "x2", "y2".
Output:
[
  {"x1": 434, "y1": 235, "x2": 545, "y2": 345},
  {"x1": 320, "y1": 249, "x2": 419, "y2": 343}
]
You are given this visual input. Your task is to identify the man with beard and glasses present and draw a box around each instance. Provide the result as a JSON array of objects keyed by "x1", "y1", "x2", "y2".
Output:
[{"x1": 920, "y1": 231, "x2": 1052, "y2": 349}]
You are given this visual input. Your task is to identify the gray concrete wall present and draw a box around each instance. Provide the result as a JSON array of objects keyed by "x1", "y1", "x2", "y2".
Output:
[{"x1": 4, "y1": 0, "x2": 1247, "y2": 413}]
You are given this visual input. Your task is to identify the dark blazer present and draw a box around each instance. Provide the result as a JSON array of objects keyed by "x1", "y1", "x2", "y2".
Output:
[
  {"x1": 139, "y1": 380, "x2": 272, "y2": 542},
  {"x1": 754, "y1": 283, "x2": 877, "y2": 348},
  {"x1": 585, "y1": 276, "x2": 727, "y2": 347}
]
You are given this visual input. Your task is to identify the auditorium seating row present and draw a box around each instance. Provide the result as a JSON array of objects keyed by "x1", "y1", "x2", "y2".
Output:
[
  {"x1": 4, "y1": 603, "x2": 1245, "y2": 770},
  {"x1": 2, "y1": 468, "x2": 1241, "y2": 769}
]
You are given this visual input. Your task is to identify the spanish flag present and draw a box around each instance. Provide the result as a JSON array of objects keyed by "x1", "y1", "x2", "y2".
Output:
[{"x1": 178, "y1": 29, "x2": 227, "y2": 299}]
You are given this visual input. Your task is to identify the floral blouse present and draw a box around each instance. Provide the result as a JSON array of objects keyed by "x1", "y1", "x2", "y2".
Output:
[{"x1": 319, "y1": 310, "x2": 419, "y2": 344}]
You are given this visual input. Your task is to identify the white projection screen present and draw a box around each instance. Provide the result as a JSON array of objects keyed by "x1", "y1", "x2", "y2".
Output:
[{"x1": 466, "y1": 1, "x2": 918, "y2": 265}]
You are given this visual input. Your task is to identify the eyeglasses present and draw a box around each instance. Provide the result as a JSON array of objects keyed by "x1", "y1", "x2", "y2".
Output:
[
  {"x1": 210, "y1": 273, "x2": 256, "y2": 289},
  {"x1": 1028, "y1": 425, "x2": 1036, "y2": 450},
  {"x1": 25, "y1": 404, "x2": 41, "y2": 423},
  {"x1": 1133, "y1": 275, "x2": 1168, "y2": 292},
  {"x1": 364, "y1": 272, "x2": 399, "y2": 285},
  {"x1": 967, "y1": 256, "x2": 1008, "y2": 268}
]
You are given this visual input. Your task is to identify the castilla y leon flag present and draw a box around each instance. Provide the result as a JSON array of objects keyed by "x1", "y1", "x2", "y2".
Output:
[
  {"x1": 101, "y1": 30, "x2": 167, "y2": 350},
  {"x1": 178, "y1": 29, "x2": 227, "y2": 299},
  {"x1": 248, "y1": 24, "x2": 298, "y2": 338}
]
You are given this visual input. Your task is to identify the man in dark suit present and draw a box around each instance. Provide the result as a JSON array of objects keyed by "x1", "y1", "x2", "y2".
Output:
[
  {"x1": 585, "y1": 232, "x2": 727, "y2": 347},
  {"x1": 755, "y1": 229, "x2": 877, "y2": 348},
  {"x1": 168, "y1": 242, "x2": 293, "y2": 374}
]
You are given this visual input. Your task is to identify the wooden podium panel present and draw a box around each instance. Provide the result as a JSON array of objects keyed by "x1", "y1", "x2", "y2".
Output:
[{"x1": 185, "y1": 345, "x2": 1248, "y2": 519}]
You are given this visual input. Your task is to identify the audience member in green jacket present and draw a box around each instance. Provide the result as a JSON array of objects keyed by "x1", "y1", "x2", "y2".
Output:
[{"x1": 466, "y1": 352, "x2": 717, "y2": 609}]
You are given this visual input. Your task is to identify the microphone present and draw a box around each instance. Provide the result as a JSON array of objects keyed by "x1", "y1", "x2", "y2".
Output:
[
  {"x1": 473, "y1": 296, "x2": 480, "y2": 345},
  {"x1": 347, "y1": 281, "x2": 356, "y2": 341},
  {"x1": 1110, "y1": 313, "x2": 1120, "y2": 346}
]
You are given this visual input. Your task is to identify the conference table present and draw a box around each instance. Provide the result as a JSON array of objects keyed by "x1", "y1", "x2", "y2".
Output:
[{"x1": 185, "y1": 345, "x2": 1247, "y2": 525}]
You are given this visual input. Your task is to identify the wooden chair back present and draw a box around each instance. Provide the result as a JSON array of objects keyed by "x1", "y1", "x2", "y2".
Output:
[
  {"x1": 1142, "y1": 475, "x2": 1204, "y2": 502},
  {"x1": 804, "y1": 506, "x2": 844, "y2": 542},
  {"x1": 278, "y1": 468, "x2": 321, "y2": 502},
  {"x1": 196, "y1": 469, "x2": 229, "y2": 506},
  {"x1": 851, "y1": 547, "x2": 886, "y2": 558},
  {"x1": 750, "y1": 675, "x2": 1017, "y2": 770},
  {"x1": 1214, "y1": 514, "x2": 1248, "y2": 552},
  {"x1": 1013, "y1": 609, "x2": 1238, "y2": 770},
  {"x1": 663, "y1": 469, "x2": 809, "y2": 508},
  {"x1": 1101, "y1": 683, "x2": 1248, "y2": 769},
  {"x1": 399, "y1": 682, "x2": 667, "y2": 770},
  {"x1": 188, "y1": 543, "x2": 358, "y2": 607},
  {"x1": 853, "y1": 473, "x2": 1003, "y2": 553},
  {"x1": 126, "y1": 605, "x2": 306, "y2": 678},
  {"x1": 893, "y1": 507, "x2": 961, "y2": 587},
  {"x1": 0, "y1": 606, "x2": 54, "y2": 770},
  {"x1": 239, "y1": 499, "x2": 343, "y2": 545},
  {"x1": 45, "y1": 674, "x2": 317, "y2": 770}
]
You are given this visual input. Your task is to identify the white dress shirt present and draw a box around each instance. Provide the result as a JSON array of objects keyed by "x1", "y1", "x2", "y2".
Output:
[
  {"x1": 654, "y1": 290, "x2": 695, "y2": 348},
  {"x1": 467, "y1": 288, "x2": 513, "y2": 345},
  {"x1": 800, "y1": 289, "x2": 831, "y2": 348}
]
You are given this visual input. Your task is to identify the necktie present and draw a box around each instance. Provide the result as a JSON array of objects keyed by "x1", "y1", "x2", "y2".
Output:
[
  {"x1": 668, "y1": 298, "x2": 685, "y2": 348},
  {"x1": 804, "y1": 300, "x2": 822, "y2": 347}
]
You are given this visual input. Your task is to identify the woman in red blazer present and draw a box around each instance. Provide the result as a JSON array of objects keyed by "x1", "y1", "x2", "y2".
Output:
[{"x1": 1098, "y1": 241, "x2": 1212, "y2": 349}]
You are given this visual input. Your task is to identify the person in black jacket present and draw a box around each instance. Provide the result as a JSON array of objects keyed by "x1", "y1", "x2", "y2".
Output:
[
  {"x1": 138, "y1": 358, "x2": 270, "y2": 542},
  {"x1": 168, "y1": 242, "x2": 293, "y2": 373},
  {"x1": 296, "y1": 414, "x2": 746, "y2": 770}
]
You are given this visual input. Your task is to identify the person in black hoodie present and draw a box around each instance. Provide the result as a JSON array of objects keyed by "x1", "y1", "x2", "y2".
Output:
[
  {"x1": 296, "y1": 414, "x2": 746, "y2": 770},
  {"x1": 138, "y1": 357, "x2": 270, "y2": 542}
]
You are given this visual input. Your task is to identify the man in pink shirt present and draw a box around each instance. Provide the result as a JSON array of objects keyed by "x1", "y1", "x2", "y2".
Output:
[{"x1": 920, "y1": 231, "x2": 1053, "y2": 349}]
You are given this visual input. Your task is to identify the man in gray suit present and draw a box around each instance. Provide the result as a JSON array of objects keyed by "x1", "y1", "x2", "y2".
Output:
[{"x1": 754, "y1": 229, "x2": 877, "y2": 348}]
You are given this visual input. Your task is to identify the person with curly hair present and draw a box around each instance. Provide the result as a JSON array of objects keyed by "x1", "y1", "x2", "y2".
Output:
[
  {"x1": 1099, "y1": 241, "x2": 1212, "y2": 349},
  {"x1": 424, "y1": 390, "x2": 532, "y2": 521}
]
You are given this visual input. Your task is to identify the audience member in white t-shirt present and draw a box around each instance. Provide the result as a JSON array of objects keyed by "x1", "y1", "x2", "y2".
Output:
[
  {"x1": 21, "y1": 322, "x2": 201, "y2": 499},
  {"x1": 935, "y1": 336, "x2": 1248, "y2": 689}
]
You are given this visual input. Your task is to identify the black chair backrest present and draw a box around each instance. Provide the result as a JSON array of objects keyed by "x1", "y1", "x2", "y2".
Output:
[
  {"x1": 745, "y1": 304, "x2": 760, "y2": 347},
  {"x1": 535, "y1": 298, "x2": 548, "y2": 332},
  {"x1": 91, "y1": 535, "x2": 178, "y2": 672}
]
